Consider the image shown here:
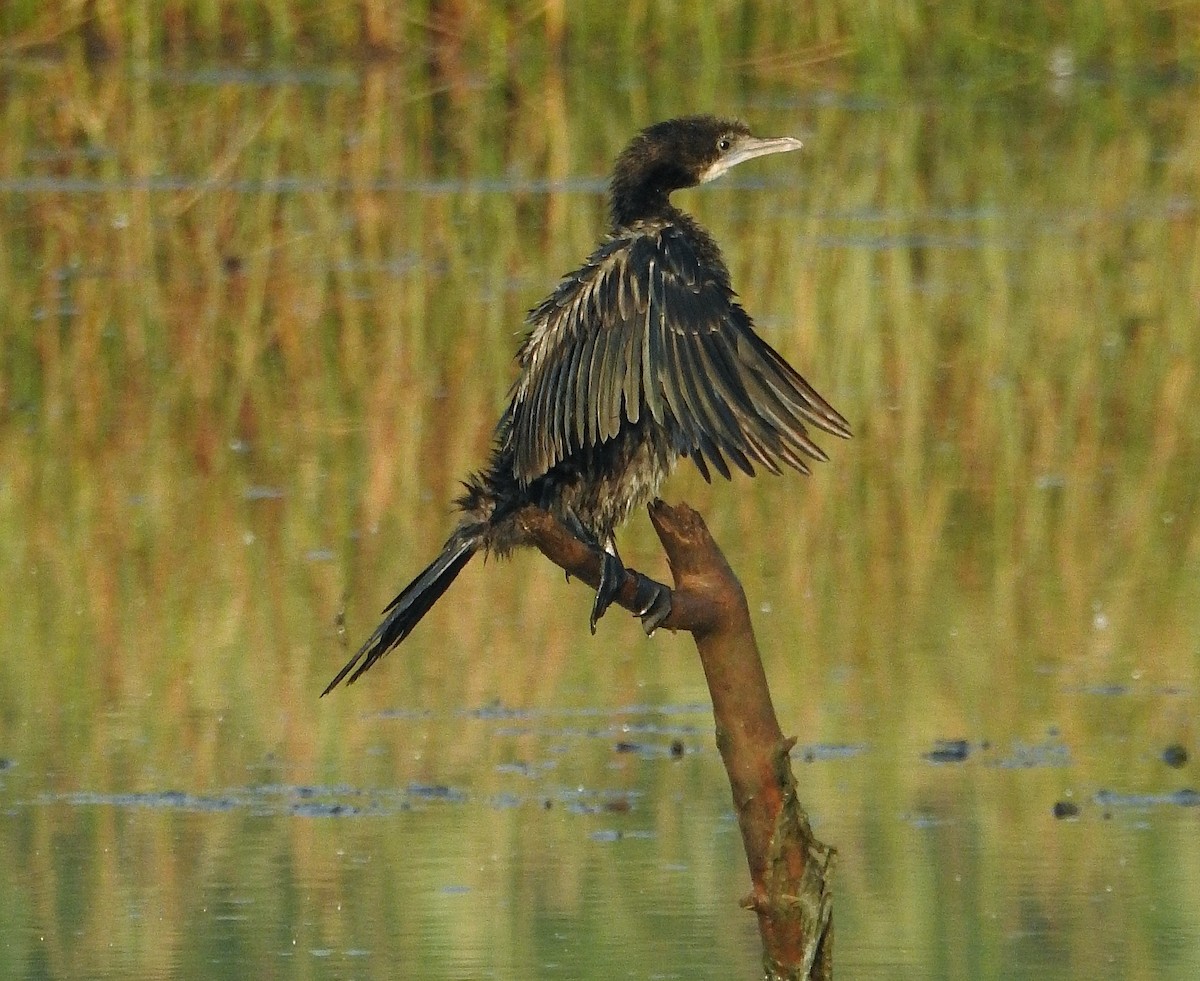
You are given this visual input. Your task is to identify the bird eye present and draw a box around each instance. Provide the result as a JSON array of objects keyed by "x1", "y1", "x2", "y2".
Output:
[{"x1": 717, "y1": 137, "x2": 731, "y2": 151}]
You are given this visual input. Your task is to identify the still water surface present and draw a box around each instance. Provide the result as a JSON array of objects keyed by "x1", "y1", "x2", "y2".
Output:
[{"x1": 1, "y1": 49, "x2": 1199, "y2": 980}]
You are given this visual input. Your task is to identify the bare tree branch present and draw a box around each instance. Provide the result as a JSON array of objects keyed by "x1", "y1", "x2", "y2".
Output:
[{"x1": 516, "y1": 500, "x2": 835, "y2": 979}]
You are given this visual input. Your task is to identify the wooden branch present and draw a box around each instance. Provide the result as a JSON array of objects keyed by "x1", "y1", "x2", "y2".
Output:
[
  {"x1": 515, "y1": 501, "x2": 835, "y2": 980},
  {"x1": 513, "y1": 504, "x2": 713, "y2": 633}
]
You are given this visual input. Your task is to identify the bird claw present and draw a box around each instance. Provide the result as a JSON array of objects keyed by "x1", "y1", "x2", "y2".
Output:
[
  {"x1": 588, "y1": 552, "x2": 670, "y2": 636},
  {"x1": 590, "y1": 550, "x2": 625, "y2": 633},
  {"x1": 632, "y1": 576, "x2": 672, "y2": 635}
]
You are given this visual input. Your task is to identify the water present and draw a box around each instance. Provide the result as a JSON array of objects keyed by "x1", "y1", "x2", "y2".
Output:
[{"x1": 1, "y1": 44, "x2": 1199, "y2": 980}]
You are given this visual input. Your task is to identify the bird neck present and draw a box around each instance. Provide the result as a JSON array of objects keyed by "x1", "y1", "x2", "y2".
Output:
[
  {"x1": 606, "y1": 205, "x2": 726, "y2": 271},
  {"x1": 609, "y1": 183, "x2": 675, "y2": 228},
  {"x1": 600, "y1": 206, "x2": 731, "y2": 290}
]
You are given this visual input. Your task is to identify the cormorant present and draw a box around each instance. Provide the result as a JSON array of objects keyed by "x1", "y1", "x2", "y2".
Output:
[{"x1": 322, "y1": 115, "x2": 849, "y2": 695}]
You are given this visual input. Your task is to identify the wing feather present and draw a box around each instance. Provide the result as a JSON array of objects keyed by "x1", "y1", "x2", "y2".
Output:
[
  {"x1": 508, "y1": 225, "x2": 848, "y2": 487},
  {"x1": 569, "y1": 326, "x2": 593, "y2": 449},
  {"x1": 670, "y1": 327, "x2": 745, "y2": 478},
  {"x1": 693, "y1": 332, "x2": 778, "y2": 472},
  {"x1": 588, "y1": 324, "x2": 605, "y2": 443},
  {"x1": 598, "y1": 315, "x2": 624, "y2": 441}
]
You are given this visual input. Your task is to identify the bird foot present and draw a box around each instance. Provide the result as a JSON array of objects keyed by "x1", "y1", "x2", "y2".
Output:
[
  {"x1": 631, "y1": 575, "x2": 672, "y2": 636},
  {"x1": 590, "y1": 550, "x2": 625, "y2": 634}
]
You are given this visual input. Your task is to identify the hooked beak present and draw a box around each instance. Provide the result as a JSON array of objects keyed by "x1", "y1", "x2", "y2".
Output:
[{"x1": 699, "y1": 135, "x2": 803, "y2": 184}]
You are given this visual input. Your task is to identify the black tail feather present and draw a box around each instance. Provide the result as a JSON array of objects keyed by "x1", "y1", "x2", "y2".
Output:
[{"x1": 321, "y1": 534, "x2": 478, "y2": 695}]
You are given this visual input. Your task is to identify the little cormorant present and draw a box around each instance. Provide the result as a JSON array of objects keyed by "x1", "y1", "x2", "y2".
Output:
[{"x1": 323, "y1": 115, "x2": 850, "y2": 695}]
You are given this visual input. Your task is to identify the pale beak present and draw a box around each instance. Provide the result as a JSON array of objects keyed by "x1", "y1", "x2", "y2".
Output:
[{"x1": 699, "y1": 135, "x2": 803, "y2": 184}]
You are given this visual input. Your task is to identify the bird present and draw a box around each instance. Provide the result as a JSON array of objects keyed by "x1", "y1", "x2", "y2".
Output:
[{"x1": 322, "y1": 114, "x2": 850, "y2": 696}]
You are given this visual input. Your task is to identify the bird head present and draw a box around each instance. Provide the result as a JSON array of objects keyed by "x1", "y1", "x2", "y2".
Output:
[{"x1": 609, "y1": 115, "x2": 802, "y2": 226}]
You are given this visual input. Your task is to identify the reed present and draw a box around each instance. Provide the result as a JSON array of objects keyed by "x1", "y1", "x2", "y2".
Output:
[
  {"x1": 1, "y1": 38, "x2": 1198, "y2": 980},
  {"x1": 3, "y1": 2, "x2": 1198, "y2": 74}
]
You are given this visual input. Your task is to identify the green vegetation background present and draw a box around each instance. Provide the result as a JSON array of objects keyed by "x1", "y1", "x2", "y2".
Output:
[
  {"x1": 1, "y1": 4, "x2": 1198, "y2": 979},
  {"x1": 3, "y1": 0, "x2": 1199, "y2": 74}
]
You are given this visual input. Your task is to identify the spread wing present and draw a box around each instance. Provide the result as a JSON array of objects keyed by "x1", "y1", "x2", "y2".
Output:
[{"x1": 510, "y1": 225, "x2": 850, "y2": 485}]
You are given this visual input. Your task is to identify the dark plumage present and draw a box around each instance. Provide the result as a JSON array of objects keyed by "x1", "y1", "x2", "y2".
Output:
[{"x1": 322, "y1": 115, "x2": 849, "y2": 695}]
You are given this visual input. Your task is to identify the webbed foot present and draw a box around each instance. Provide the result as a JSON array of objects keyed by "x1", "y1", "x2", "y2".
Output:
[
  {"x1": 590, "y1": 549, "x2": 625, "y2": 633},
  {"x1": 631, "y1": 575, "x2": 672, "y2": 635}
]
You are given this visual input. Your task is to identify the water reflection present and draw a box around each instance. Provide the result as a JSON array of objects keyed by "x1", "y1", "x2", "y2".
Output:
[{"x1": 1, "y1": 46, "x2": 1198, "y2": 981}]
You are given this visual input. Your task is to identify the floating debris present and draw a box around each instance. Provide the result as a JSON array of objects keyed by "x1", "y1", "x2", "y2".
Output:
[
  {"x1": 613, "y1": 739, "x2": 689, "y2": 758},
  {"x1": 797, "y1": 743, "x2": 867, "y2": 763},
  {"x1": 406, "y1": 783, "x2": 467, "y2": 803},
  {"x1": 1162, "y1": 744, "x2": 1189, "y2": 769},
  {"x1": 923, "y1": 738, "x2": 970, "y2": 764},
  {"x1": 992, "y1": 739, "x2": 1072, "y2": 769},
  {"x1": 1094, "y1": 788, "x2": 1200, "y2": 808}
]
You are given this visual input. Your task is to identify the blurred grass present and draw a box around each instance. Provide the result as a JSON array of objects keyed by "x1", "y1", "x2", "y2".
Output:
[
  {"x1": 1, "y1": 8, "x2": 1198, "y2": 793},
  {"x1": 1, "y1": 19, "x2": 1199, "y2": 981},
  {"x1": 2, "y1": 1, "x2": 1199, "y2": 79}
]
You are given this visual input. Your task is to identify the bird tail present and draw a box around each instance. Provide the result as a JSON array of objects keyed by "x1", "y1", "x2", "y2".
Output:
[{"x1": 321, "y1": 530, "x2": 480, "y2": 696}]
